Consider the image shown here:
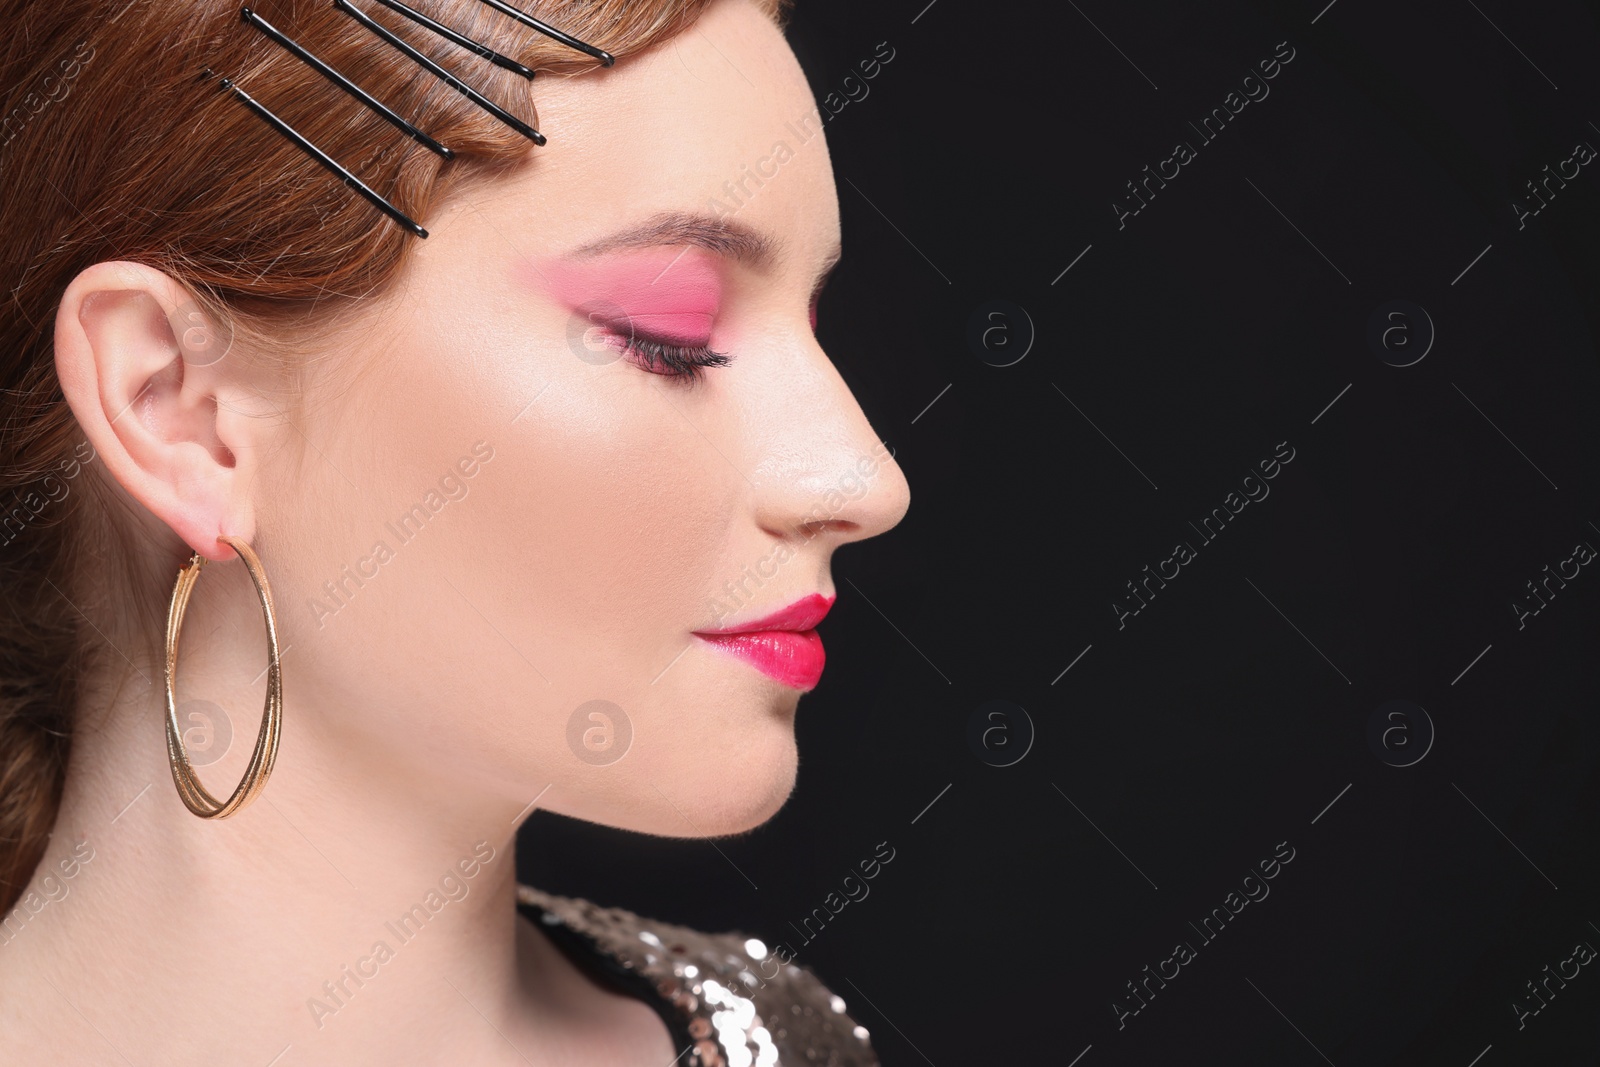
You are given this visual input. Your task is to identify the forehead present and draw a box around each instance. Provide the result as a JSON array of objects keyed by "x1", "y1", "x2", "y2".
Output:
[{"x1": 468, "y1": 0, "x2": 838, "y2": 267}]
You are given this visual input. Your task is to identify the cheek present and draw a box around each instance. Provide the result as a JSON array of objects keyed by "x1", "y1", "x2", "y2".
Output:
[
  {"x1": 325, "y1": 307, "x2": 744, "y2": 691},
  {"x1": 505, "y1": 400, "x2": 733, "y2": 628}
]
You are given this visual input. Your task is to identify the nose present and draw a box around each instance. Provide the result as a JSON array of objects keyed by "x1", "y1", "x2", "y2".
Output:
[{"x1": 744, "y1": 339, "x2": 910, "y2": 551}]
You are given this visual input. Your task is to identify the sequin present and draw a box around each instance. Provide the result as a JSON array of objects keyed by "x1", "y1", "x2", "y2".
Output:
[{"x1": 518, "y1": 884, "x2": 880, "y2": 1066}]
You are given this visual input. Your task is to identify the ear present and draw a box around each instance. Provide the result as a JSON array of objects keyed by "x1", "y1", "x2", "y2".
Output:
[{"x1": 54, "y1": 261, "x2": 262, "y2": 562}]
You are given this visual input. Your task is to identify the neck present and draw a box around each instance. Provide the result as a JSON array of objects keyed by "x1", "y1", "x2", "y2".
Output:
[{"x1": 0, "y1": 629, "x2": 588, "y2": 1065}]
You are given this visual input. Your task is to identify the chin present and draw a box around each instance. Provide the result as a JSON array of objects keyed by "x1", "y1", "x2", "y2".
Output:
[
  {"x1": 541, "y1": 687, "x2": 802, "y2": 841},
  {"x1": 633, "y1": 719, "x2": 801, "y2": 840},
  {"x1": 671, "y1": 721, "x2": 800, "y2": 838}
]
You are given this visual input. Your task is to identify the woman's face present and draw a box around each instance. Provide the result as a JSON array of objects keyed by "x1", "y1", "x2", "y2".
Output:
[{"x1": 268, "y1": 0, "x2": 909, "y2": 836}]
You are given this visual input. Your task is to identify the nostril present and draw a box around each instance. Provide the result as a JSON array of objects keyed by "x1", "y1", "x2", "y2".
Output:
[{"x1": 799, "y1": 518, "x2": 858, "y2": 540}]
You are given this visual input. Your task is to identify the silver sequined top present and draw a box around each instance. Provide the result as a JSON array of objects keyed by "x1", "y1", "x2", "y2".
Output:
[{"x1": 517, "y1": 885, "x2": 879, "y2": 1067}]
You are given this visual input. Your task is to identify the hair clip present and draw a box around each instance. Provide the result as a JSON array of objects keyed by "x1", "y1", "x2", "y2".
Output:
[
  {"x1": 242, "y1": 7, "x2": 454, "y2": 159},
  {"x1": 199, "y1": 65, "x2": 430, "y2": 237},
  {"x1": 471, "y1": 0, "x2": 614, "y2": 67},
  {"x1": 333, "y1": 0, "x2": 545, "y2": 144},
  {"x1": 368, "y1": 0, "x2": 536, "y2": 79},
  {"x1": 205, "y1": 0, "x2": 615, "y2": 239}
]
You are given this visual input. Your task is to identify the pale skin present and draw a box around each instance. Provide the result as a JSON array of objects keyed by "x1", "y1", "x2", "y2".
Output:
[{"x1": 0, "y1": 0, "x2": 910, "y2": 1062}]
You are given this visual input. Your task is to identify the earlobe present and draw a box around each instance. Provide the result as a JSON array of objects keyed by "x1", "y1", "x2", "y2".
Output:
[{"x1": 53, "y1": 261, "x2": 256, "y2": 561}]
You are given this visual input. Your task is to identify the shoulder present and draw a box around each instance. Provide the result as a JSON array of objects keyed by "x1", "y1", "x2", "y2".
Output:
[{"x1": 518, "y1": 884, "x2": 880, "y2": 1067}]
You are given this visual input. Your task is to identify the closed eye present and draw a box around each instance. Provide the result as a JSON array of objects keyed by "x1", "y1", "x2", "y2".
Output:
[{"x1": 606, "y1": 327, "x2": 731, "y2": 385}]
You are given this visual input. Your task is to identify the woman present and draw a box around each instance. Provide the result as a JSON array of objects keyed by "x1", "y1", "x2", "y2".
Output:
[{"x1": 0, "y1": 0, "x2": 910, "y2": 1063}]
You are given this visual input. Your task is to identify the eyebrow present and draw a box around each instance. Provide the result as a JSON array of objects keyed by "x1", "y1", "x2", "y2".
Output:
[{"x1": 564, "y1": 210, "x2": 830, "y2": 275}]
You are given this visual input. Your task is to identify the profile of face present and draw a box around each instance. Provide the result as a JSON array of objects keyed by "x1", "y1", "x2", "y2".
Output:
[{"x1": 58, "y1": 0, "x2": 909, "y2": 841}]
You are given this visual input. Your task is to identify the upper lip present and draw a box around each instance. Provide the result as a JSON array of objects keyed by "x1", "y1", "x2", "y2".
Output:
[{"x1": 695, "y1": 592, "x2": 835, "y2": 634}]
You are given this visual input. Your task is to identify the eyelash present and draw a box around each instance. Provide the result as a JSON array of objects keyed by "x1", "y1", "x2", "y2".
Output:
[{"x1": 615, "y1": 332, "x2": 731, "y2": 384}]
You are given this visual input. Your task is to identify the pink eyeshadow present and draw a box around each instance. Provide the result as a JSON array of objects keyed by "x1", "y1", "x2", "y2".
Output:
[{"x1": 531, "y1": 249, "x2": 724, "y2": 346}]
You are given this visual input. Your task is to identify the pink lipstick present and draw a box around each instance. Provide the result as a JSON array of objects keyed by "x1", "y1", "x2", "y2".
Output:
[{"x1": 693, "y1": 593, "x2": 834, "y2": 691}]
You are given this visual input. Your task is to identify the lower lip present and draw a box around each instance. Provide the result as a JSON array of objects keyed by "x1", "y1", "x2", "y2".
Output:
[{"x1": 693, "y1": 629, "x2": 826, "y2": 691}]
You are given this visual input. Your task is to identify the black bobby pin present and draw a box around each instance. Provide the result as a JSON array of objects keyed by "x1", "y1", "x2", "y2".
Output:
[
  {"x1": 199, "y1": 67, "x2": 429, "y2": 237},
  {"x1": 334, "y1": 0, "x2": 546, "y2": 146},
  {"x1": 240, "y1": 7, "x2": 454, "y2": 159},
  {"x1": 367, "y1": 0, "x2": 536, "y2": 79},
  {"x1": 472, "y1": 0, "x2": 615, "y2": 67},
  {"x1": 206, "y1": 1, "x2": 613, "y2": 237}
]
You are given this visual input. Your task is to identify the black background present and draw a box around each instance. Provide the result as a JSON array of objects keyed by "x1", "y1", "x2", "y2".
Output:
[{"x1": 521, "y1": 1, "x2": 1600, "y2": 1063}]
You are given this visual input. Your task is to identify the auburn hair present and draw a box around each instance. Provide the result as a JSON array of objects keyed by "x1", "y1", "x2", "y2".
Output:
[{"x1": 0, "y1": 0, "x2": 787, "y2": 915}]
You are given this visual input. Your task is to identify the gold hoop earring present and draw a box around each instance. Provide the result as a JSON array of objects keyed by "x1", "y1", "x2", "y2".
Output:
[{"x1": 163, "y1": 534, "x2": 283, "y2": 819}]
